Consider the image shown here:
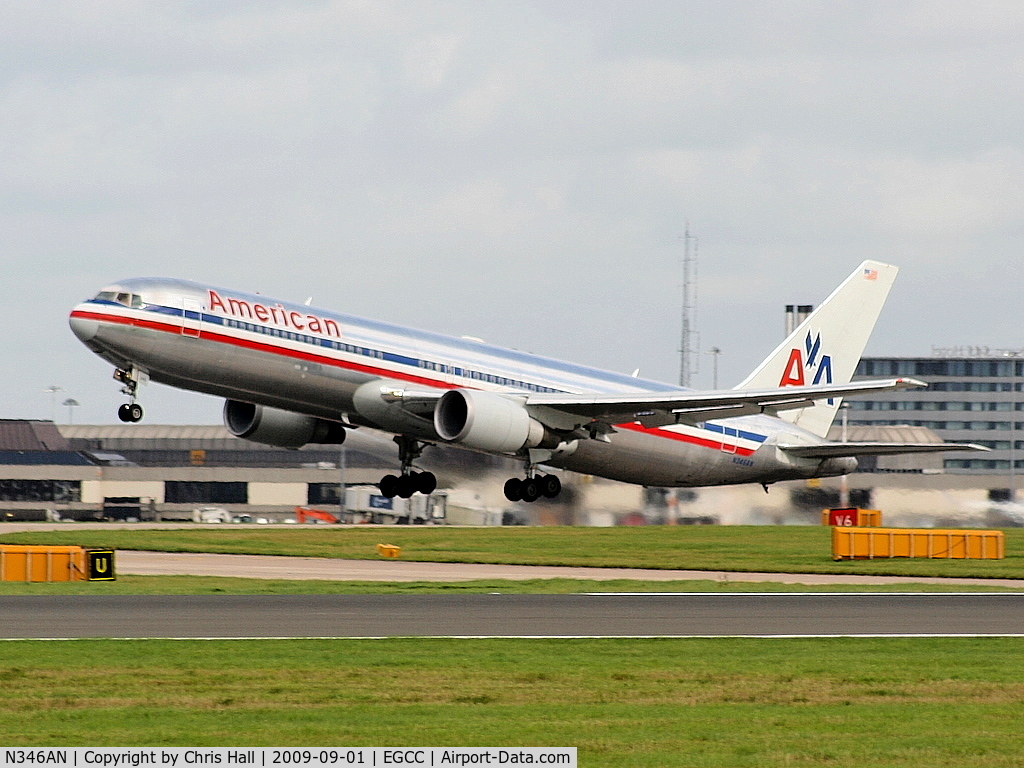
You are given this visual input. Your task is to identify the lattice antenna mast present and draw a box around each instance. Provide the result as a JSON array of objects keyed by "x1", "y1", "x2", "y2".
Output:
[{"x1": 679, "y1": 224, "x2": 699, "y2": 388}]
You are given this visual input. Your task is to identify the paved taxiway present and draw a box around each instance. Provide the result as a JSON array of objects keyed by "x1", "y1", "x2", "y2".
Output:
[
  {"x1": 116, "y1": 550, "x2": 1024, "y2": 588},
  {"x1": 3, "y1": 593, "x2": 1024, "y2": 639}
]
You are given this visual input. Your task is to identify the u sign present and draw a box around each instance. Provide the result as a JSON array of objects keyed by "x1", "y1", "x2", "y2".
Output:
[{"x1": 87, "y1": 550, "x2": 116, "y2": 581}]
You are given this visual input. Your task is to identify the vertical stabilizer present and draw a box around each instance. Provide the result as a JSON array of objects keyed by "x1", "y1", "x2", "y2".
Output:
[{"x1": 735, "y1": 260, "x2": 898, "y2": 437}]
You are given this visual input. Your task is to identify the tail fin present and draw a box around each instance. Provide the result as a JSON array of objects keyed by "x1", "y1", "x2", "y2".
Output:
[{"x1": 735, "y1": 260, "x2": 898, "y2": 437}]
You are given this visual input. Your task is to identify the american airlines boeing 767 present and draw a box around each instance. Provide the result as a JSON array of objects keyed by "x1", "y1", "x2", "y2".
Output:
[{"x1": 68, "y1": 260, "x2": 982, "y2": 501}]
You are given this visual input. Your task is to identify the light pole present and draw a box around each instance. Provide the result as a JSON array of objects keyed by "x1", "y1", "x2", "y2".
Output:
[
  {"x1": 1011, "y1": 354, "x2": 1018, "y2": 501},
  {"x1": 839, "y1": 402, "x2": 850, "y2": 508},
  {"x1": 62, "y1": 398, "x2": 80, "y2": 424},
  {"x1": 708, "y1": 347, "x2": 721, "y2": 389},
  {"x1": 339, "y1": 444, "x2": 347, "y2": 521},
  {"x1": 43, "y1": 385, "x2": 64, "y2": 422}
]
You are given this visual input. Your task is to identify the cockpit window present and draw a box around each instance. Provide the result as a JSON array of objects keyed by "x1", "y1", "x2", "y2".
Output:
[{"x1": 94, "y1": 290, "x2": 144, "y2": 308}]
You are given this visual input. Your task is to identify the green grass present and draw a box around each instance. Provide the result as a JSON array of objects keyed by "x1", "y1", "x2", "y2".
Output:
[
  {"x1": 1, "y1": 637, "x2": 1023, "y2": 766},
  {"x1": 3, "y1": 528, "x2": 1022, "y2": 765},
  {"x1": 2, "y1": 525, "x2": 1022, "y2": 579}
]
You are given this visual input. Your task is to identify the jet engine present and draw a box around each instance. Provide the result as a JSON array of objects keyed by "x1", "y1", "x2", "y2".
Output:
[
  {"x1": 434, "y1": 389, "x2": 557, "y2": 453},
  {"x1": 223, "y1": 400, "x2": 346, "y2": 449}
]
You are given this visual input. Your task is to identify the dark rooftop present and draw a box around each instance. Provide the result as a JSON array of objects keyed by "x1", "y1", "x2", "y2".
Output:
[{"x1": 0, "y1": 420, "x2": 72, "y2": 451}]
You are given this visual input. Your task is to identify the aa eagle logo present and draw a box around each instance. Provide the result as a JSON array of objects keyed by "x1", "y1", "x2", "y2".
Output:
[{"x1": 779, "y1": 330, "x2": 833, "y2": 390}]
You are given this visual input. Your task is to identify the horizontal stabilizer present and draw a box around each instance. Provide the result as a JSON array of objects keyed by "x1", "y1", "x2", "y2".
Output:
[{"x1": 778, "y1": 441, "x2": 990, "y2": 459}]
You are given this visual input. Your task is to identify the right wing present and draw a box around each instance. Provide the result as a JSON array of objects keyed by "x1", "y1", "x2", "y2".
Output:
[{"x1": 521, "y1": 377, "x2": 927, "y2": 429}]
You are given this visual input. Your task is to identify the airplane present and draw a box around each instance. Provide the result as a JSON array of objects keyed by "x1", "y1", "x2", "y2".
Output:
[{"x1": 68, "y1": 260, "x2": 984, "y2": 502}]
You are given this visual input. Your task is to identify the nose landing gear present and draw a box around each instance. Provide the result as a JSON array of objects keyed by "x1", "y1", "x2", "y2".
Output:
[{"x1": 114, "y1": 367, "x2": 145, "y2": 423}]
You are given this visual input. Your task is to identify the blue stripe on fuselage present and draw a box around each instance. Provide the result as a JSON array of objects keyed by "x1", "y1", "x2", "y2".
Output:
[{"x1": 84, "y1": 285, "x2": 769, "y2": 447}]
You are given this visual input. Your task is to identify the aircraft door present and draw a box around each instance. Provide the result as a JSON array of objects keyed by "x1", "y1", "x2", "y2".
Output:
[
  {"x1": 709, "y1": 423, "x2": 740, "y2": 454},
  {"x1": 721, "y1": 426, "x2": 739, "y2": 454},
  {"x1": 182, "y1": 297, "x2": 202, "y2": 338}
]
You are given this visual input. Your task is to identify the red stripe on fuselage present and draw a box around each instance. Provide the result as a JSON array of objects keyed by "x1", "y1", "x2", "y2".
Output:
[
  {"x1": 72, "y1": 307, "x2": 759, "y2": 456},
  {"x1": 618, "y1": 422, "x2": 758, "y2": 456},
  {"x1": 70, "y1": 308, "x2": 457, "y2": 391}
]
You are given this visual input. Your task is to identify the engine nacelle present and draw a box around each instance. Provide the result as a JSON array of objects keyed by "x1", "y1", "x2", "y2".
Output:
[
  {"x1": 223, "y1": 400, "x2": 346, "y2": 449},
  {"x1": 351, "y1": 380, "x2": 437, "y2": 438},
  {"x1": 434, "y1": 389, "x2": 551, "y2": 454}
]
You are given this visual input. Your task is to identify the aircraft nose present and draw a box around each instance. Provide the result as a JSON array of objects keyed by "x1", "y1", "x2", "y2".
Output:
[{"x1": 69, "y1": 312, "x2": 99, "y2": 343}]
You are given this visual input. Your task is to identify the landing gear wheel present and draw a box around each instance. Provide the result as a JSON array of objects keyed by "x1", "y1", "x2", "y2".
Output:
[
  {"x1": 379, "y1": 474, "x2": 400, "y2": 498},
  {"x1": 503, "y1": 478, "x2": 523, "y2": 502},
  {"x1": 413, "y1": 471, "x2": 437, "y2": 495},
  {"x1": 118, "y1": 403, "x2": 143, "y2": 423},
  {"x1": 396, "y1": 474, "x2": 417, "y2": 499},
  {"x1": 521, "y1": 478, "x2": 542, "y2": 503},
  {"x1": 539, "y1": 474, "x2": 561, "y2": 499},
  {"x1": 381, "y1": 471, "x2": 437, "y2": 499}
]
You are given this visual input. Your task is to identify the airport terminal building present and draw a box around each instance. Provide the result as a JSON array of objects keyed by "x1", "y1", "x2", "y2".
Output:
[{"x1": 853, "y1": 349, "x2": 1024, "y2": 474}]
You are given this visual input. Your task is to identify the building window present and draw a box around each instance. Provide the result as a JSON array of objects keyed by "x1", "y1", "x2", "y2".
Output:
[
  {"x1": 164, "y1": 482, "x2": 248, "y2": 504},
  {"x1": 308, "y1": 483, "x2": 341, "y2": 505},
  {"x1": 946, "y1": 459, "x2": 1012, "y2": 470},
  {"x1": 0, "y1": 480, "x2": 80, "y2": 502}
]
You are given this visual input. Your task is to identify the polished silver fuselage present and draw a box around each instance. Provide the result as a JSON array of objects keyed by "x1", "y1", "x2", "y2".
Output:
[{"x1": 70, "y1": 278, "x2": 848, "y2": 487}]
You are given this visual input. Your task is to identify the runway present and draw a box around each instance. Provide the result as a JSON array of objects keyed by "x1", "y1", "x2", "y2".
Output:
[
  {"x1": 4, "y1": 539, "x2": 1023, "y2": 640},
  {"x1": 3, "y1": 593, "x2": 1023, "y2": 639}
]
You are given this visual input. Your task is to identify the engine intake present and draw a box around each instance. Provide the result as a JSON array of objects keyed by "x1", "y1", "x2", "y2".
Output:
[
  {"x1": 434, "y1": 389, "x2": 553, "y2": 453},
  {"x1": 223, "y1": 400, "x2": 346, "y2": 449}
]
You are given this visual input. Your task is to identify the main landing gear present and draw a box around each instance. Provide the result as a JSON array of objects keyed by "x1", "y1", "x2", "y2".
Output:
[
  {"x1": 379, "y1": 435, "x2": 437, "y2": 499},
  {"x1": 501, "y1": 448, "x2": 564, "y2": 503},
  {"x1": 503, "y1": 473, "x2": 561, "y2": 503},
  {"x1": 114, "y1": 367, "x2": 144, "y2": 423}
]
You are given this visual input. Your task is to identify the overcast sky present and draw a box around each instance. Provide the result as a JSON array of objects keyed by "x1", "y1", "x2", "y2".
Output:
[{"x1": 3, "y1": 0, "x2": 1023, "y2": 425}]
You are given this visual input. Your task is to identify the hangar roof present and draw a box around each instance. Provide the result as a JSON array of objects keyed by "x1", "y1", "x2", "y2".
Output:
[
  {"x1": 0, "y1": 420, "x2": 72, "y2": 451},
  {"x1": 60, "y1": 424, "x2": 231, "y2": 441}
]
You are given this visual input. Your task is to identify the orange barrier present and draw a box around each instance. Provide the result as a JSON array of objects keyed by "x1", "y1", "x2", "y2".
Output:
[
  {"x1": 0, "y1": 546, "x2": 116, "y2": 582},
  {"x1": 376, "y1": 544, "x2": 401, "y2": 559},
  {"x1": 832, "y1": 527, "x2": 1004, "y2": 561}
]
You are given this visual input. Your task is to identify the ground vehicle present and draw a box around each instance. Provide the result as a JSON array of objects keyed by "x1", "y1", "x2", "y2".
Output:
[
  {"x1": 193, "y1": 506, "x2": 230, "y2": 523},
  {"x1": 294, "y1": 506, "x2": 339, "y2": 524},
  {"x1": 344, "y1": 486, "x2": 446, "y2": 524}
]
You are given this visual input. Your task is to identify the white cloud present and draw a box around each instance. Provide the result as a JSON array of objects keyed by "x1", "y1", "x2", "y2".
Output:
[{"x1": 3, "y1": 0, "x2": 1024, "y2": 421}]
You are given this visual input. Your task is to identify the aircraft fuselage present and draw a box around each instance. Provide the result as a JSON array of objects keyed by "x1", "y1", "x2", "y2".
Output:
[{"x1": 69, "y1": 277, "x2": 853, "y2": 490}]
